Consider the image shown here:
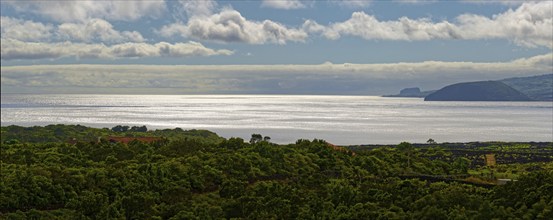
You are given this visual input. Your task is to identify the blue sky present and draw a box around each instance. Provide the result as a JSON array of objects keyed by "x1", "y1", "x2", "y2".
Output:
[{"x1": 1, "y1": 0, "x2": 552, "y2": 94}]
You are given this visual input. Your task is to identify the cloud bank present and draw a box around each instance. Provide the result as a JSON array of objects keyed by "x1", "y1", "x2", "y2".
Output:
[
  {"x1": 307, "y1": 1, "x2": 553, "y2": 48},
  {"x1": 0, "y1": 15, "x2": 233, "y2": 60},
  {"x1": 155, "y1": 1, "x2": 552, "y2": 48},
  {"x1": 158, "y1": 8, "x2": 308, "y2": 44},
  {"x1": 0, "y1": 39, "x2": 233, "y2": 60},
  {"x1": 0, "y1": 17, "x2": 54, "y2": 42},
  {"x1": 0, "y1": 1, "x2": 551, "y2": 61},
  {"x1": 57, "y1": 19, "x2": 145, "y2": 43},
  {"x1": 2, "y1": 53, "x2": 550, "y2": 94},
  {"x1": 3, "y1": 0, "x2": 167, "y2": 22}
]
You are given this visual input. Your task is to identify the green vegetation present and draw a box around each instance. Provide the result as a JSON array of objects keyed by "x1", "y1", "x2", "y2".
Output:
[
  {"x1": 1, "y1": 125, "x2": 552, "y2": 219},
  {"x1": 0, "y1": 124, "x2": 222, "y2": 144}
]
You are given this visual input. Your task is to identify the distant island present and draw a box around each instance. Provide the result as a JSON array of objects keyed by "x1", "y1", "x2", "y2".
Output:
[
  {"x1": 385, "y1": 74, "x2": 552, "y2": 101},
  {"x1": 383, "y1": 87, "x2": 435, "y2": 98},
  {"x1": 424, "y1": 81, "x2": 532, "y2": 101}
]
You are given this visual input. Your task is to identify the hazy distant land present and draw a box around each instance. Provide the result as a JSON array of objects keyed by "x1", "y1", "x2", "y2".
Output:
[
  {"x1": 385, "y1": 74, "x2": 553, "y2": 101},
  {"x1": 501, "y1": 74, "x2": 553, "y2": 101},
  {"x1": 424, "y1": 81, "x2": 532, "y2": 101}
]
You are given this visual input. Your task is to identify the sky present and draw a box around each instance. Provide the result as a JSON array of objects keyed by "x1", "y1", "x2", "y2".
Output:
[{"x1": 1, "y1": 0, "x2": 552, "y2": 95}]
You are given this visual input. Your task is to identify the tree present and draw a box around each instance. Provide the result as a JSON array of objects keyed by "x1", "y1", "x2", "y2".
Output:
[
  {"x1": 452, "y1": 157, "x2": 471, "y2": 174},
  {"x1": 427, "y1": 138, "x2": 437, "y2": 144},
  {"x1": 250, "y1": 134, "x2": 262, "y2": 144},
  {"x1": 111, "y1": 125, "x2": 121, "y2": 132},
  {"x1": 111, "y1": 125, "x2": 129, "y2": 132},
  {"x1": 263, "y1": 136, "x2": 271, "y2": 142},
  {"x1": 130, "y1": 125, "x2": 147, "y2": 132},
  {"x1": 397, "y1": 142, "x2": 414, "y2": 171}
]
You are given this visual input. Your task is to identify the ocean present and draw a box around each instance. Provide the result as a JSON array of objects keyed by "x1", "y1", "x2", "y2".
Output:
[{"x1": 1, "y1": 94, "x2": 552, "y2": 145}]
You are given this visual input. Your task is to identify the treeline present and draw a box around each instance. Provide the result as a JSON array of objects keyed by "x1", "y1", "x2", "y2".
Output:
[
  {"x1": 0, "y1": 125, "x2": 552, "y2": 219},
  {"x1": 0, "y1": 124, "x2": 222, "y2": 144}
]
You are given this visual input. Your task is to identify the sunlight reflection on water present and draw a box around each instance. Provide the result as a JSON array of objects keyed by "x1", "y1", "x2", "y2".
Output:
[{"x1": 1, "y1": 94, "x2": 552, "y2": 144}]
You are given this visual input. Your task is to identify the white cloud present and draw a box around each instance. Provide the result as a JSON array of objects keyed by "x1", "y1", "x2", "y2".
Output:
[
  {"x1": 0, "y1": 39, "x2": 233, "y2": 60},
  {"x1": 311, "y1": 1, "x2": 552, "y2": 48},
  {"x1": 317, "y1": 13, "x2": 459, "y2": 40},
  {"x1": 57, "y1": 19, "x2": 145, "y2": 43},
  {"x1": 461, "y1": 0, "x2": 541, "y2": 6},
  {"x1": 3, "y1": 0, "x2": 166, "y2": 22},
  {"x1": 394, "y1": 0, "x2": 437, "y2": 4},
  {"x1": 0, "y1": 13, "x2": 231, "y2": 60},
  {"x1": 302, "y1": 20, "x2": 327, "y2": 33},
  {"x1": 262, "y1": 0, "x2": 306, "y2": 9},
  {"x1": 1, "y1": 16, "x2": 145, "y2": 44},
  {"x1": 178, "y1": 0, "x2": 218, "y2": 17},
  {"x1": 456, "y1": 1, "x2": 553, "y2": 48},
  {"x1": 512, "y1": 53, "x2": 553, "y2": 67},
  {"x1": 331, "y1": 0, "x2": 372, "y2": 8},
  {"x1": 158, "y1": 9, "x2": 308, "y2": 44},
  {"x1": 109, "y1": 41, "x2": 234, "y2": 58},
  {"x1": 0, "y1": 16, "x2": 53, "y2": 42},
  {"x1": 156, "y1": 23, "x2": 188, "y2": 39},
  {"x1": 2, "y1": 53, "x2": 550, "y2": 94}
]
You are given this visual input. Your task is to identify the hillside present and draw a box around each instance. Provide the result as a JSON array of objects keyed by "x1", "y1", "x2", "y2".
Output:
[
  {"x1": 424, "y1": 81, "x2": 532, "y2": 101},
  {"x1": 501, "y1": 74, "x2": 553, "y2": 101}
]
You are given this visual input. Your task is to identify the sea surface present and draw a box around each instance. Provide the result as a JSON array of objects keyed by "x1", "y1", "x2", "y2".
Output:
[{"x1": 1, "y1": 94, "x2": 552, "y2": 145}]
